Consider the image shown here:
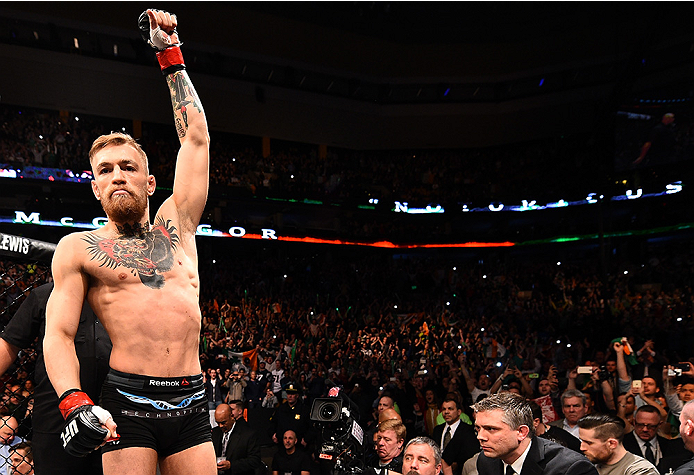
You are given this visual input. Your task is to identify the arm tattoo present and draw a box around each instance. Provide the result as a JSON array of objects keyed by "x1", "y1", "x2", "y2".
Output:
[
  {"x1": 167, "y1": 71, "x2": 203, "y2": 139},
  {"x1": 83, "y1": 216, "x2": 180, "y2": 289}
]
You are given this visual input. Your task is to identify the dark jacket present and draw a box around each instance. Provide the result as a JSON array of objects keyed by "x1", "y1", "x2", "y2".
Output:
[
  {"x1": 212, "y1": 418, "x2": 262, "y2": 475},
  {"x1": 206, "y1": 378, "x2": 225, "y2": 405},
  {"x1": 674, "y1": 456, "x2": 694, "y2": 475},
  {"x1": 433, "y1": 421, "x2": 480, "y2": 475},
  {"x1": 476, "y1": 436, "x2": 597, "y2": 475},
  {"x1": 623, "y1": 431, "x2": 689, "y2": 474}
]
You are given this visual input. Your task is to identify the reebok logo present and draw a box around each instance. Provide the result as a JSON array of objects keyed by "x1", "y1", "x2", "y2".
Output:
[
  {"x1": 149, "y1": 380, "x2": 181, "y2": 387},
  {"x1": 182, "y1": 378, "x2": 189, "y2": 386}
]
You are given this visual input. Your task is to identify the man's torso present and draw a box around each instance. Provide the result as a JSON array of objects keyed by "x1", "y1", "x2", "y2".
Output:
[{"x1": 74, "y1": 211, "x2": 202, "y2": 377}]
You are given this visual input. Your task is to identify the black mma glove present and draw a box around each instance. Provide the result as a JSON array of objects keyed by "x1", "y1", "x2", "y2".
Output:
[
  {"x1": 58, "y1": 389, "x2": 116, "y2": 457},
  {"x1": 138, "y1": 9, "x2": 186, "y2": 76}
]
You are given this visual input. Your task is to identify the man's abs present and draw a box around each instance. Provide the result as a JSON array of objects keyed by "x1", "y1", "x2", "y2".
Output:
[{"x1": 87, "y1": 269, "x2": 202, "y2": 377}]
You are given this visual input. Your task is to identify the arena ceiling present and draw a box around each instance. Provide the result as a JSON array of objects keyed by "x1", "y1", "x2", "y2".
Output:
[
  {"x1": 2, "y1": 2, "x2": 694, "y2": 149},
  {"x1": 4, "y1": 2, "x2": 689, "y2": 80}
]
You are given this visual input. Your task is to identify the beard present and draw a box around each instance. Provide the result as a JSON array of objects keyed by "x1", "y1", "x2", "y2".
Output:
[{"x1": 101, "y1": 187, "x2": 148, "y2": 223}]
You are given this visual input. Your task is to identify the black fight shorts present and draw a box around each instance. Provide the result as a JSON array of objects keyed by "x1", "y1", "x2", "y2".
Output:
[{"x1": 100, "y1": 369, "x2": 211, "y2": 457}]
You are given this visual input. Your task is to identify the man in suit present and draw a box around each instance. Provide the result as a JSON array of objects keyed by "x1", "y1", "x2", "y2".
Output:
[
  {"x1": 528, "y1": 401, "x2": 581, "y2": 453},
  {"x1": 432, "y1": 395, "x2": 479, "y2": 475},
  {"x1": 623, "y1": 405, "x2": 688, "y2": 473},
  {"x1": 674, "y1": 400, "x2": 694, "y2": 474},
  {"x1": 548, "y1": 389, "x2": 588, "y2": 440},
  {"x1": 472, "y1": 392, "x2": 597, "y2": 475},
  {"x1": 577, "y1": 413, "x2": 658, "y2": 475},
  {"x1": 212, "y1": 401, "x2": 262, "y2": 475}
]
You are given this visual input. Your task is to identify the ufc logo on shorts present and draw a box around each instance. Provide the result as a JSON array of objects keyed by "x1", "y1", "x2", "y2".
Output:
[{"x1": 61, "y1": 419, "x2": 79, "y2": 448}]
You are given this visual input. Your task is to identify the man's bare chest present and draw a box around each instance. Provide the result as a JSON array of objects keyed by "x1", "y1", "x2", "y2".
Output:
[{"x1": 81, "y1": 216, "x2": 185, "y2": 290}]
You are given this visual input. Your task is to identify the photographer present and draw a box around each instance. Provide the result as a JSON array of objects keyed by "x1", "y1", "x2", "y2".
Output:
[
  {"x1": 489, "y1": 364, "x2": 533, "y2": 398},
  {"x1": 567, "y1": 364, "x2": 616, "y2": 413},
  {"x1": 225, "y1": 370, "x2": 247, "y2": 403},
  {"x1": 662, "y1": 362, "x2": 694, "y2": 433}
]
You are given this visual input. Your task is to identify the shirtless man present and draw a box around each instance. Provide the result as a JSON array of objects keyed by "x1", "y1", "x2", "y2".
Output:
[{"x1": 43, "y1": 9, "x2": 215, "y2": 475}]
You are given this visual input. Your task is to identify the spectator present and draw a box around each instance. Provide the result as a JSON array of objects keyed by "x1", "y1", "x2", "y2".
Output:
[
  {"x1": 270, "y1": 384, "x2": 310, "y2": 446},
  {"x1": 244, "y1": 370, "x2": 265, "y2": 409},
  {"x1": 432, "y1": 395, "x2": 479, "y2": 475},
  {"x1": 529, "y1": 401, "x2": 580, "y2": 453},
  {"x1": 423, "y1": 389, "x2": 441, "y2": 437},
  {"x1": 378, "y1": 395, "x2": 398, "y2": 416},
  {"x1": 549, "y1": 389, "x2": 588, "y2": 440},
  {"x1": 578, "y1": 413, "x2": 658, "y2": 475},
  {"x1": 370, "y1": 419, "x2": 406, "y2": 475},
  {"x1": 225, "y1": 370, "x2": 246, "y2": 403},
  {"x1": 262, "y1": 388, "x2": 279, "y2": 409},
  {"x1": 401, "y1": 437, "x2": 442, "y2": 475},
  {"x1": 271, "y1": 430, "x2": 312, "y2": 475},
  {"x1": 622, "y1": 405, "x2": 688, "y2": 473},
  {"x1": 0, "y1": 416, "x2": 23, "y2": 475},
  {"x1": 212, "y1": 402, "x2": 262, "y2": 475},
  {"x1": 206, "y1": 368, "x2": 225, "y2": 410},
  {"x1": 8, "y1": 441, "x2": 33, "y2": 475}
]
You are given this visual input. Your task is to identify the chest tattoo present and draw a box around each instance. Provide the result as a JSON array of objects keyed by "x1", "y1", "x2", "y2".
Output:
[{"x1": 83, "y1": 217, "x2": 180, "y2": 289}]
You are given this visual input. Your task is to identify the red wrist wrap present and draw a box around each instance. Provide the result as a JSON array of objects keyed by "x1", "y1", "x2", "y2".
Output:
[
  {"x1": 58, "y1": 390, "x2": 94, "y2": 419},
  {"x1": 156, "y1": 46, "x2": 186, "y2": 76}
]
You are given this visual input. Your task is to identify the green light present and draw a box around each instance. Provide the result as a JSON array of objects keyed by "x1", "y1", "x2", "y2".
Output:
[{"x1": 517, "y1": 222, "x2": 694, "y2": 246}]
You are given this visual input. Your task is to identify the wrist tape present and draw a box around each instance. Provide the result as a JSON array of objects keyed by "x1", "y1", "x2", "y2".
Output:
[
  {"x1": 58, "y1": 389, "x2": 94, "y2": 419},
  {"x1": 156, "y1": 46, "x2": 186, "y2": 76}
]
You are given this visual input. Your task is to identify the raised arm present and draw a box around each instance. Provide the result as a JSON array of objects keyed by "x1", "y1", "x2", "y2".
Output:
[
  {"x1": 613, "y1": 341, "x2": 631, "y2": 383},
  {"x1": 143, "y1": 9, "x2": 210, "y2": 234},
  {"x1": 459, "y1": 356, "x2": 476, "y2": 393}
]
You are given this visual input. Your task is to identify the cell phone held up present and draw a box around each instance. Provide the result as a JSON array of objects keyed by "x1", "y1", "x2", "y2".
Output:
[{"x1": 668, "y1": 363, "x2": 691, "y2": 377}]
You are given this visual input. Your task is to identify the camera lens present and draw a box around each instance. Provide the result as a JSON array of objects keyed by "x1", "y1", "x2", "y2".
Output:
[{"x1": 320, "y1": 402, "x2": 338, "y2": 420}]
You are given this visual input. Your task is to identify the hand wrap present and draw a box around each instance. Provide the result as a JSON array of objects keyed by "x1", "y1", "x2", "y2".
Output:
[{"x1": 138, "y1": 9, "x2": 186, "y2": 76}]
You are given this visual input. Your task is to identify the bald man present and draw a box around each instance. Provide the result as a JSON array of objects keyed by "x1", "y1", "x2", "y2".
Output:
[
  {"x1": 675, "y1": 400, "x2": 694, "y2": 474},
  {"x1": 212, "y1": 402, "x2": 261, "y2": 475},
  {"x1": 380, "y1": 408, "x2": 402, "y2": 423}
]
